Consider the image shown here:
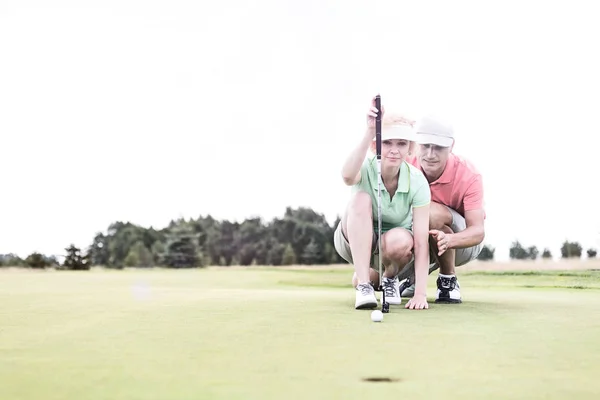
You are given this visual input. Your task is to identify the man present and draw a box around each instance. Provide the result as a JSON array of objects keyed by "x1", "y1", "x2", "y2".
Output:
[{"x1": 399, "y1": 115, "x2": 485, "y2": 303}]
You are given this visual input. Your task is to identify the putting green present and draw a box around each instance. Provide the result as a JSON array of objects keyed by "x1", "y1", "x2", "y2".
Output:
[{"x1": 1, "y1": 266, "x2": 599, "y2": 399}]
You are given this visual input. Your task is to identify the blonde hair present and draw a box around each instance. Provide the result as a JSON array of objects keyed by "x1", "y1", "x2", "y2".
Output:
[
  {"x1": 382, "y1": 112, "x2": 416, "y2": 129},
  {"x1": 369, "y1": 111, "x2": 417, "y2": 155}
]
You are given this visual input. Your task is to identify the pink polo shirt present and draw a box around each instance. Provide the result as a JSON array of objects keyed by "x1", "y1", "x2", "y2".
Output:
[{"x1": 407, "y1": 153, "x2": 484, "y2": 217}]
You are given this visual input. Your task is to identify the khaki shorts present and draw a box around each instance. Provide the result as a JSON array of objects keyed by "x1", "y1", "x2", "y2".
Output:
[
  {"x1": 333, "y1": 221, "x2": 414, "y2": 271},
  {"x1": 396, "y1": 205, "x2": 483, "y2": 280}
]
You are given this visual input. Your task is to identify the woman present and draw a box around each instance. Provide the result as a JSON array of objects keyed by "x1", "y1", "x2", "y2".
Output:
[{"x1": 333, "y1": 96, "x2": 431, "y2": 310}]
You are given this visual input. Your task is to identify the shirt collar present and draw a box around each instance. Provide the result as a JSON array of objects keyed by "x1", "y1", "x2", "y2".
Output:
[{"x1": 372, "y1": 159, "x2": 410, "y2": 193}]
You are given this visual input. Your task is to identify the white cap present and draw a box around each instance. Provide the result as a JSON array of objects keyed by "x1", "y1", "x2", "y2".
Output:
[
  {"x1": 374, "y1": 112, "x2": 416, "y2": 141},
  {"x1": 414, "y1": 115, "x2": 454, "y2": 147}
]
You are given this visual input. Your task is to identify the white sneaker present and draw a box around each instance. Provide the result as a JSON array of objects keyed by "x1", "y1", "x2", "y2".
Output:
[
  {"x1": 381, "y1": 276, "x2": 402, "y2": 305},
  {"x1": 355, "y1": 283, "x2": 378, "y2": 309},
  {"x1": 435, "y1": 274, "x2": 462, "y2": 303}
]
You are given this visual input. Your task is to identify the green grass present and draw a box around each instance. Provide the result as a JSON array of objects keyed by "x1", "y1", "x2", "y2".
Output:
[{"x1": 1, "y1": 266, "x2": 600, "y2": 399}]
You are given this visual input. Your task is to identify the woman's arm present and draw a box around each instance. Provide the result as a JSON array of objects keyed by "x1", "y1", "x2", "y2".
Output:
[
  {"x1": 341, "y1": 129, "x2": 374, "y2": 185},
  {"x1": 405, "y1": 203, "x2": 430, "y2": 310},
  {"x1": 342, "y1": 98, "x2": 381, "y2": 185}
]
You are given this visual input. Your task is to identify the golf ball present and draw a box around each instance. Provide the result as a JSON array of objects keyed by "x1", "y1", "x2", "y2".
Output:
[{"x1": 371, "y1": 310, "x2": 383, "y2": 322}]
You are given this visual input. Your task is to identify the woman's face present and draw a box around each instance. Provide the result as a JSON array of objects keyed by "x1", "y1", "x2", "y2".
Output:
[{"x1": 375, "y1": 139, "x2": 410, "y2": 167}]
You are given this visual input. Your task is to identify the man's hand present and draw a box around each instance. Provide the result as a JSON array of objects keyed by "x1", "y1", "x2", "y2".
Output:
[
  {"x1": 430, "y1": 229, "x2": 452, "y2": 256},
  {"x1": 405, "y1": 294, "x2": 429, "y2": 310}
]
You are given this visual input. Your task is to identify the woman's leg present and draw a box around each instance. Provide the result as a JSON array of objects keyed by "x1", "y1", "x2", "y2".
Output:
[
  {"x1": 378, "y1": 227, "x2": 414, "y2": 305},
  {"x1": 380, "y1": 228, "x2": 414, "y2": 277},
  {"x1": 341, "y1": 191, "x2": 378, "y2": 309},
  {"x1": 342, "y1": 191, "x2": 375, "y2": 285}
]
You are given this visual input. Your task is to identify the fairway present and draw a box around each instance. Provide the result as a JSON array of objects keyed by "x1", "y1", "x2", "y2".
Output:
[{"x1": 1, "y1": 264, "x2": 600, "y2": 400}]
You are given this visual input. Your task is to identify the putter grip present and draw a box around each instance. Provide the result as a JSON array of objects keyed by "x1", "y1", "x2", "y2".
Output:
[{"x1": 375, "y1": 95, "x2": 382, "y2": 158}]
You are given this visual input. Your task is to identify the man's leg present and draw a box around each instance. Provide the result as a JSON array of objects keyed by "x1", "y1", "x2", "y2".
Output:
[
  {"x1": 429, "y1": 202, "x2": 483, "y2": 303},
  {"x1": 397, "y1": 202, "x2": 450, "y2": 298},
  {"x1": 429, "y1": 227, "x2": 463, "y2": 304},
  {"x1": 428, "y1": 201, "x2": 455, "y2": 270}
]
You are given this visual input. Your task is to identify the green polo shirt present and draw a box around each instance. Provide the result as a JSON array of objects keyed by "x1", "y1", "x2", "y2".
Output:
[{"x1": 352, "y1": 157, "x2": 431, "y2": 233}]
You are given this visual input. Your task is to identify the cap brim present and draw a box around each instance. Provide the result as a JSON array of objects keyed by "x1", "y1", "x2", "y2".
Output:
[
  {"x1": 415, "y1": 133, "x2": 453, "y2": 147},
  {"x1": 373, "y1": 125, "x2": 416, "y2": 141}
]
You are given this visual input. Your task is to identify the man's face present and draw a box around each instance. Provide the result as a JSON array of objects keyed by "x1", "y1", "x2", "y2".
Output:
[{"x1": 418, "y1": 143, "x2": 451, "y2": 174}]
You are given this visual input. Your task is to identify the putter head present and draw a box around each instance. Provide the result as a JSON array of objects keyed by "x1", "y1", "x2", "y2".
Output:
[{"x1": 382, "y1": 302, "x2": 390, "y2": 313}]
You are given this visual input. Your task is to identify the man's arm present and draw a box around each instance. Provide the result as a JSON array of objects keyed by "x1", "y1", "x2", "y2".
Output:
[
  {"x1": 447, "y1": 208, "x2": 485, "y2": 249},
  {"x1": 448, "y1": 175, "x2": 485, "y2": 249}
]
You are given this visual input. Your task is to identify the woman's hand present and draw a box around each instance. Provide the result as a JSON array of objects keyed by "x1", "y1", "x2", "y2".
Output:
[
  {"x1": 366, "y1": 95, "x2": 385, "y2": 137},
  {"x1": 405, "y1": 294, "x2": 429, "y2": 310}
]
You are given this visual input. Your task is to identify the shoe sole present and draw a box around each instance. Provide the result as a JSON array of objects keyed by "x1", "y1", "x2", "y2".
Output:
[
  {"x1": 355, "y1": 301, "x2": 378, "y2": 310},
  {"x1": 435, "y1": 298, "x2": 462, "y2": 304}
]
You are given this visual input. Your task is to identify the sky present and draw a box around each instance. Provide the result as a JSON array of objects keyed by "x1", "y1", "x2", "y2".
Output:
[{"x1": 1, "y1": 0, "x2": 599, "y2": 261}]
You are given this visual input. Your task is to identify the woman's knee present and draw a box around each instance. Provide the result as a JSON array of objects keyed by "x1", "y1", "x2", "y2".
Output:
[
  {"x1": 343, "y1": 192, "x2": 372, "y2": 233},
  {"x1": 341, "y1": 191, "x2": 374, "y2": 240},
  {"x1": 348, "y1": 191, "x2": 372, "y2": 215},
  {"x1": 382, "y1": 229, "x2": 414, "y2": 261}
]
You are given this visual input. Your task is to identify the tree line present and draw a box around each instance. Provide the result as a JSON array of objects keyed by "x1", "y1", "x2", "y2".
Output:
[
  {"x1": 0, "y1": 207, "x2": 345, "y2": 270},
  {"x1": 1, "y1": 207, "x2": 597, "y2": 269},
  {"x1": 476, "y1": 240, "x2": 597, "y2": 261}
]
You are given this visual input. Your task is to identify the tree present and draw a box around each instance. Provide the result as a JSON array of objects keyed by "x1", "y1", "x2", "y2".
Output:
[
  {"x1": 477, "y1": 245, "x2": 495, "y2": 261},
  {"x1": 542, "y1": 248, "x2": 552, "y2": 259},
  {"x1": 587, "y1": 248, "x2": 597, "y2": 258},
  {"x1": 124, "y1": 241, "x2": 153, "y2": 267},
  {"x1": 527, "y1": 246, "x2": 539, "y2": 260},
  {"x1": 281, "y1": 243, "x2": 297, "y2": 265},
  {"x1": 124, "y1": 249, "x2": 140, "y2": 267},
  {"x1": 0, "y1": 253, "x2": 25, "y2": 267},
  {"x1": 162, "y1": 224, "x2": 204, "y2": 268},
  {"x1": 151, "y1": 241, "x2": 166, "y2": 266},
  {"x1": 238, "y1": 243, "x2": 257, "y2": 266},
  {"x1": 106, "y1": 223, "x2": 146, "y2": 268},
  {"x1": 217, "y1": 220, "x2": 240, "y2": 266},
  {"x1": 62, "y1": 244, "x2": 90, "y2": 270},
  {"x1": 266, "y1": 242, "x2": 286, "y2": 265},
  {"x1": 89, "y1": 232, "x2": 110, "y2": 266},
  {"x1": 25, "y1": 252, "x2": 50, "y2": 269},
  {"x1": 301, "y1": 238, "x2": 321, "y2": 265},
  {"x1": 509, "y1": 241, "x2": 529, "y2": 260},
  {"x1": 560, "y1": 241, "x2": 582, "y2": 258}
]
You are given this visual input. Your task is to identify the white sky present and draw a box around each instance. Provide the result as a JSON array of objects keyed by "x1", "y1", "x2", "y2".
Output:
[{"x1": 1, "y1": 0, "x2": 599, "y2": 261}]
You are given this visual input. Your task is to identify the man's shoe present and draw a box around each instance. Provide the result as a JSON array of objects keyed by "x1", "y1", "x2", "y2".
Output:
[
  {"x1": 381, "y1": 276, "x2": 402, "y2": 305},
  {"x1": 399, "y1": 277, "x2": 415, "y2": 298},
  {"x1": 355, "y1": 282, "x2": 378, "y2": 309},
  {"x1": 435, "y1": 274, "x2": 462, "y2": 303},
  {"x1": 398, "y1": 263, "x2": 438, "y2": 298}
]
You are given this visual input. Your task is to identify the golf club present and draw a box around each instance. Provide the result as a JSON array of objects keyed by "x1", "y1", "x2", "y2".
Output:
[{"x1": 375, "y1": 95, "x2": 389, "y2": 313}]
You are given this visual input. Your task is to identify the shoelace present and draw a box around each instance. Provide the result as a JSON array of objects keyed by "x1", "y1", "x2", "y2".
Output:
[
  {"x1": 439, "y1": 277, "x2": 456, "y2": 290},
  {"x1": 383, "y1": 280, "x2": 397, "y2": 297},
  {"x1": 357, "y1": 283, "x2": 373, "y2": 295}
]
